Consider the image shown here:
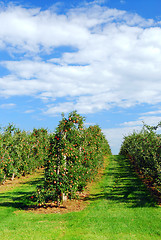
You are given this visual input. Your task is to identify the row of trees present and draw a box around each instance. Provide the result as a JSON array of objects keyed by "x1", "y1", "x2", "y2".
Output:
[
  {"x1": 0, "y1": 111, "x2": 111, "y2": 206},
  {"x1": 120, "y1": 122, "x2": 161, "y2": 189},
  {"x1": 35, "y1": 111, "x2": 111, "y2": 205},
  {"x1": 1, "y1": 112, "x2": 161, "y2": 205},
  {"x1": 0, "y1": 124, "x2": 49, "y2": 184}
]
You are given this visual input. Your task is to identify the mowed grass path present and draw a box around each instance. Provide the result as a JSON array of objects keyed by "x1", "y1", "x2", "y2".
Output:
[{"x1": 0, "y1": 155, "x2": 161, "y2": 240}]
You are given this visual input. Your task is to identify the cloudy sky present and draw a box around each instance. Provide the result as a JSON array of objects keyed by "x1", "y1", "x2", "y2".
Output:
[{"x1": 0, "y1": 0, "x2": 161, "y2": 154}]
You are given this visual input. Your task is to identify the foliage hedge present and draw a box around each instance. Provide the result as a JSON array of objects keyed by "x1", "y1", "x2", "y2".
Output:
[
  {"x1": 119, "y1": 122, "x2": 161, "y2": 189},
  {"x1": 35, "y1": 111, "x2": 111, "y2": 205},
  {"x1": 0, "y1": 124, "x2": 49, "y2": 184}
]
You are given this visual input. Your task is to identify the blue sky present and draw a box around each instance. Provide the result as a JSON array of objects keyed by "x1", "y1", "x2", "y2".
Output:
[{"x1": 0, "y1": 0, "x2": 161, "y2": 154}]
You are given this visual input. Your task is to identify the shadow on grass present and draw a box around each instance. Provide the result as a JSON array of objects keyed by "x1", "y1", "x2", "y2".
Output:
[
  {"x1": 84, "y1": 155, "x2": 158, "y2": 208},
  {"x1": 0, "y1": 156, "x2": 158, "y2": 211},
  {"x1": 0, "y1": 176, "x2": 44, "y2": 210}
]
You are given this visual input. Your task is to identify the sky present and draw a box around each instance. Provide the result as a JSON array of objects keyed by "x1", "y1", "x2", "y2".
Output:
[{"x1": 0, "y1": 0, "x2": 161, "y2": 154}]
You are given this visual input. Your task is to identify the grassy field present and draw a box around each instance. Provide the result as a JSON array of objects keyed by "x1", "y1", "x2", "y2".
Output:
[{"x1": 0, "y1": 155, "x2": 160, "y2": 240}]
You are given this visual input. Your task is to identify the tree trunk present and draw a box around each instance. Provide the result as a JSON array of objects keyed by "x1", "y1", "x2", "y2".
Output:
[
  {"x1": 2, "y1": 174, "x2": 6, "y2": 185},
  {"x1": 11, "y1": 173, "x2": 15, "y2": 181}
]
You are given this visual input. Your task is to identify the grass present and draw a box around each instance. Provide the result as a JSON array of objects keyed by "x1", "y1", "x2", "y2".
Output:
[{"x1": 0, "y1": 155, "x2": 161, "y2": 240}]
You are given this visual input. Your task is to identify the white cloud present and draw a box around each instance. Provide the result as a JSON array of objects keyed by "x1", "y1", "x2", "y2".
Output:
[
  {"x1": 103, "y1": 113, "x2": 161, "y2": 154},
  {"x1": 0, "y1": 5, "x2": 89, "y2": 53},
  {"x1": 121, "y1": 115, "x2": 161, "y2": 127},
  {"x1": 141, "y1": 110, "x2": 161, "y2": 115},
  {"x1": 45, "y1": 102, "x2": 75, "y2": 115},
  {"x1": 103, "y1": 125, "x2": 142, "y2": 154},
  {"x1": 0, "y1": 4, "x2": 157, "y2": 54},
  {"x1": 24, "y1": 109, "x2": 35, "y2": 113},
  {"x1": 120, "y1": 0, "x2": 126, "y2": 4},
  {"x1": 0, "y1": 4, "x2": 161, "y2": 115},
  {"x1": 0, "y1": 103, "x2": 16, "y2": 109}
]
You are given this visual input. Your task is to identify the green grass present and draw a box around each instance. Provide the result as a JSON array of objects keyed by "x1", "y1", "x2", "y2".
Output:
[{"x1": 0, "y1": 155, "x2": 161, "y2": 240}]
